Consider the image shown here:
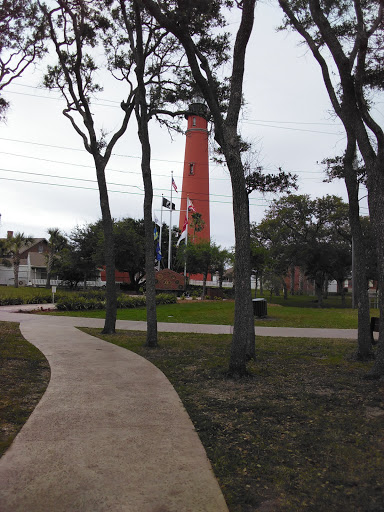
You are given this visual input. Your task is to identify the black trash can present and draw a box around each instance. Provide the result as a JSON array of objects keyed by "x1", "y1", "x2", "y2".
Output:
[{"x1": 252, "y1": 298, "x2": 267, "y2": 317}]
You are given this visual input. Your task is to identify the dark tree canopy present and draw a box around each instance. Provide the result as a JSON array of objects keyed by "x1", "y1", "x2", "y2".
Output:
[{"x1": 0, "y1": 0, "x2": 46, "y2": 120}]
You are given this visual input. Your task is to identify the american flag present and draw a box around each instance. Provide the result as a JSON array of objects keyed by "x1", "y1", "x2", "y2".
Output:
[
  {"x1": 172, "y1": 178, "x2": 178, "y2": 192},
  {"x1": 187, "y1": 198, "x2": 196, "y2": 212}
]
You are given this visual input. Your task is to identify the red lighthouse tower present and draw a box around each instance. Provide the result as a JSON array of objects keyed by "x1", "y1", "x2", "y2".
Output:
[{"x1": 179, "y1": 99, "x2": 210, "y2": 242}]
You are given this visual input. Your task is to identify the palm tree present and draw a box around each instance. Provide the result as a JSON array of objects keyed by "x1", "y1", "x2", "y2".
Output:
[
  {"x1": 45, "y1": 228, "x2": 67, "y2": 288},
  {"x1": 4, "y1": 232, "x2": 33, "y2": 288}
]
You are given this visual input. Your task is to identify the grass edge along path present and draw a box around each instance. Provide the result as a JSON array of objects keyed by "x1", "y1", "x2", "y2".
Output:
[
  {"x1": 83, "y1": 328, "x2": 384, "y2": 512},
  {"x1": 45, "y1": 301, "x2": 372, "y2": 329},
  {"x1": 0, "y1": 321, "x2": 50, "y2": 457}
]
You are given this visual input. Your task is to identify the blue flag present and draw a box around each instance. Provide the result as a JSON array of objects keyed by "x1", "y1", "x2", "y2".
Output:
[
  {"x1": 156, "y1": 241, "x2": 162, "y2": 261},
  {"x1": 154, "y1": 227, "x2": 159, "y2": 241}
]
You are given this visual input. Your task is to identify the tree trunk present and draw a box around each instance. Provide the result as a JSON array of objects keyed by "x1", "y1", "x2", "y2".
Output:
[
  {"x1": 45, "y1": 252, "x2": 53, "y2": 289},
  {"x1": 367, "y1": 153, "x2": 384, "y2": 375},
  {"x1": 315, "y1": 273, "x2": 323, "y2": 307},
  {"x1": 337, "y1": 279, "x2": 346, "y2": 307},
  {"x1": 224, "y1": 138, "x2": 255, "y2": 370},
  {"x1": 142, "y1": 158, "x2": 158, "y2": 348},
  {"x1": 202, "y1": 272, "x2": 207, "y2": 298},
  {"x1": 13, "y1": 263, "x2": 19, "y2": 288},
  {"x1": 290, "y1": 265, "x2": 295, "y2": 295},
  {"x1": 134, "y1": 2, "x2": 158, "y2": 348},
  {"x1": 94, "y1": 158, "x2": 117, "y2": 335},
  {"x1": 139, "y1": 0, "x2": 257, "y2": 373},
  {"x1": 260, "y1": 272, "x2": 263, "y2": 295},
  {"x1": 343, "y1": 145, "x2": 373, "y2": 360},
  {"x1": 323, "y1": 274, "x2": 329, "y2": 299},
  {"x1": 299, "y1": 267, "x2": 304, "y2": 295}
]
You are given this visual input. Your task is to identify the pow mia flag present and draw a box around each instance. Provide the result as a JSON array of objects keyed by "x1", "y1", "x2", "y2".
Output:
[{"x1": 163, "y1": 197, "x2": 175, "y2": 210}]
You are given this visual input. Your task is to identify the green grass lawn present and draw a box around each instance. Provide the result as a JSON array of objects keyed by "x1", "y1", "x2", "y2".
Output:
[
  {"x1": 83, "y1": 328, "x2": 384, "y2": 512},
  {"x1": 46, "y1": 300, "x2": 378, "y2": 329},
  {"x1": 0, "y1": 321, "x2": 50, "y2": 457},
  {"x1": 1, "y1": 316, "x2": 384, "y2": 511},
  {"x1": 3, "y1": 286, "x2": 376, "y2": 329}
]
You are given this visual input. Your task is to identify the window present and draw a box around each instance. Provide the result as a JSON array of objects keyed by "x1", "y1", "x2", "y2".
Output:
[
  {"x1": 192, "y1": 117, "x2": 196, "y2": 126},
  {"x1": 189, "y1": 163, "x2": 195, "y2": 175},
  {"x1": 38, "y1": 244, "x2": 43, "y2": 253}
]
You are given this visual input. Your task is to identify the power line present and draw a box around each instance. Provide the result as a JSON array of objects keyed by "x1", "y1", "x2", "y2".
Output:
[
  {"x1": 0, "y1": 146, "x2": 327, "y2": 177},
  {"x1": 242, "y1": 120, "x2": 342, "y2": 136},
  {"x1": 0, "y1": 174, "x2": 271, "y2": 207},
  {"x1": 0, "y1": 136, "x2": 183, "y2": 164},
  {"x1": 0, "y1": 166, "x2": 268, "y2": 201},
  {"x1": 0, "y1": 149, "x2": 223, "y2": 181}
]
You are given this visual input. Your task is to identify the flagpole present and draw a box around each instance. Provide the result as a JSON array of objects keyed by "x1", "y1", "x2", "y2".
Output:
[
  {"x1": 158, "y1": 195, "x2": 163, "y2": 271},
  {"x1": 184, "y1": 195, "x2": 189, "y2": 280},
  {"x1": 168, "y1": 171, "x2": 173, "y2": 269}
]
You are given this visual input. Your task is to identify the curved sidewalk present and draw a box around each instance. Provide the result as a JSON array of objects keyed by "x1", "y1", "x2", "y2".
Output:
[
  {"x1": 0, "y1": 307, "x2": 358, "y2": 511},
  {"x1": 0, "y1": 311, "x2": 229, "y2": 512}
]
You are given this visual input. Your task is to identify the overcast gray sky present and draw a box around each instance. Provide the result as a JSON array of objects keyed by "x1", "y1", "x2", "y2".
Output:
[{"x1": 0, "y1": 1, "x2": 373, "y2": 249}]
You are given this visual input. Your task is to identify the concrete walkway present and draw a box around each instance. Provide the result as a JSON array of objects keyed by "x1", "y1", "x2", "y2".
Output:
[
  {"x1": 0, "y1": 306, "x2": 358, "y2": 512},
  {"x1": 0, "y1": 309, "x2": 229, "y2": 512}
]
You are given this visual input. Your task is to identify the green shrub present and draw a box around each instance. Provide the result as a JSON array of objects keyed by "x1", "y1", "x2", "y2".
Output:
[
  {"x1": 117, "y1": 295, "x2": 146, "y2": 309},
  {"x1": 56, "y1": 296, "x2": 106, "y2": 311},
  {"x1": 0, "y1": 296, "x2": 24, "y2": 306},
  {"x1": 0, "y1": 293, "x2": 53, "y2": 306},
  {"x1": 156, "y1": 293, "x2": 177, "y2": 305},
  {"x1": 56, "y1": 292, "x2": 176, "y2": 311}
]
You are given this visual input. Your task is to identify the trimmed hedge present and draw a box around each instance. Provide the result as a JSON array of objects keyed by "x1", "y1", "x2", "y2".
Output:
[
  {"x1": 56, "y1": 293, "x2": 177, "y2": 311},
  {"x1": 0, "y1": 293, "x2": 53, "y2": 306},
  {"x1": 156, "y1": 293, "x2": 177, "y2": 305},
  {"x1": 56, "y1": 296, "x2": 106, "y2": 311},
  {"x1": 0, "y1": 287, "x2": 176, "y2": 310}
]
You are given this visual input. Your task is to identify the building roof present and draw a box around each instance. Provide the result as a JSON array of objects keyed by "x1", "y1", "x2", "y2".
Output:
[
  {"x1": 0, "y1": 237, "x2": 48, "y2": 256},
  {"x1": 28, "y1": 252, "x2": 47, "y2": 268},
  {"x1": 20, "y1": 238, "x2": 47, "y2": 255}
]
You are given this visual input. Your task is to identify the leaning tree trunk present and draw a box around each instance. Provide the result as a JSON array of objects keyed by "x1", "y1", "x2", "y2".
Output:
[{"x1": 94, "y1": 157, "x2": 117, "y2": 334}]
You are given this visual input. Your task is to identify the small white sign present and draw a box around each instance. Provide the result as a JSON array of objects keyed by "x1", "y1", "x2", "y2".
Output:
[{"x1": 51, "y1": 286, "x2": 57, "y2": 293}]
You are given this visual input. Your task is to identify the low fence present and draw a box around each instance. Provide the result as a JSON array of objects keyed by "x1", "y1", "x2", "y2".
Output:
[
  {"x1": 188, "y1": 279, "x2": 259, "y2": 289},
  {"x1": 28, "y1": 279, "x2": 104, "y2": 288},
  {"x1": 189, "y1": 279, "x2": 234, "y2": 288},
  {"x1": 369, "y1": 292, "x2": 379, "y2": 309}
]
